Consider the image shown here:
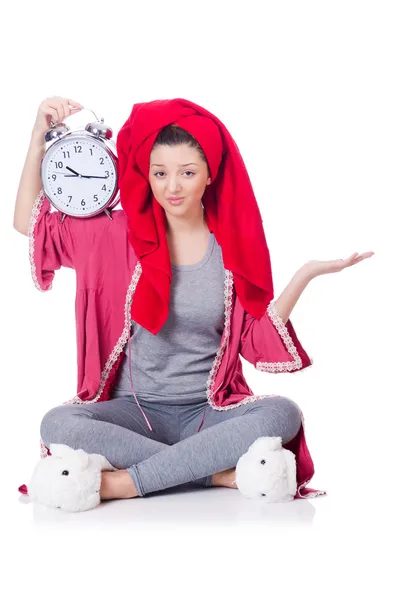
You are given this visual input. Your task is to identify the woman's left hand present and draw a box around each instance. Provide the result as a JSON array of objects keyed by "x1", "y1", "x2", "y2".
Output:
[{"x1": 302, "y1": 251, "x2": 375, "y2": 279}]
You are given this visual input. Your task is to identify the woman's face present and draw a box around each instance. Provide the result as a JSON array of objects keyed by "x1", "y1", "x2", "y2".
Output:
[{"x1": 149, "y1": 144, "x2": 211, "y2": 218}]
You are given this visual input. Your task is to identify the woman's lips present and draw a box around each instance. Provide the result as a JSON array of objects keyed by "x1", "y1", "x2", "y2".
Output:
[{"x1": 167, "y1": 197, "x2": 184, "y2": 205}]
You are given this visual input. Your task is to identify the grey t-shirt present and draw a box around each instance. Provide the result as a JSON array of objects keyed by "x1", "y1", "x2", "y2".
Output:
[{"x1": 112, "y1": 231, "x2": 225, "y2": 402}]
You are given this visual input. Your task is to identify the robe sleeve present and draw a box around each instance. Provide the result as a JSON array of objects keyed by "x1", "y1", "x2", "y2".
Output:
[
  {"x1": 28, "y1": 189, "x2": 104, "y2": 292},
  {"x1": 239, "y1": 300, "x2": 313, "y2": 373}
]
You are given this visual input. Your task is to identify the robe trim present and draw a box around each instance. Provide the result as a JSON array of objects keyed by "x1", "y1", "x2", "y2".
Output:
[
  {"x1": 64, "y1": 261, "x2": 143, "y2": 405},
  {"x1": 255, "y1": 301, "x2": 303, "y2": 373},
  {"x1": 40, "y1": 440, "x2": 49, "y2": 458},
  {"x1": 205, "y1": 269, "x2": 234, "y2": 403},
  {"x1": 205, "y1": 271, "x2": 282, "y2": 412},
  {"x1": 28, "y1": 190, "x2": 48, "y2": 292},
  {"x1": 297, "y1": 483, "x2": 327, "y2": 499}
]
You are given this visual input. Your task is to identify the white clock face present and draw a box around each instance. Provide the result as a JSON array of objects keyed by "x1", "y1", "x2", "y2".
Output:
[{"x1": 41, "y1": 135, "x2": 117, "y2": 216}]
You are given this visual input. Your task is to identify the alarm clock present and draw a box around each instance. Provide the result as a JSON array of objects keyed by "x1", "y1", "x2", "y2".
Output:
[{"x1": 40, "y1": 108, "x2": 119, "y2": 221}]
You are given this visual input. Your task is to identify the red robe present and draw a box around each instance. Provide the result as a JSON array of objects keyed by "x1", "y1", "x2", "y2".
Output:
[{"x1": 19, "y1": 191, "x2": 325, "y2": 500}]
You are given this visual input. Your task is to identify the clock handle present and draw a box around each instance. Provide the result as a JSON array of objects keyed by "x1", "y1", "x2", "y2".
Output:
[
  {"x1": 49, "y1": 107, "x2": 100, "y2": 128},
  {"x1": 48, "y1": 106, "x2": 114, "y2": 143},
  {"x1": 46, "y1": 107, "x2": 103, "y2": 143}
]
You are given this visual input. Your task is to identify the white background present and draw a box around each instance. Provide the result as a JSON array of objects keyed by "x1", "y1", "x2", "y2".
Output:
[{"x1": 1, "y1": 1, "x2": 395, "y2": 598}]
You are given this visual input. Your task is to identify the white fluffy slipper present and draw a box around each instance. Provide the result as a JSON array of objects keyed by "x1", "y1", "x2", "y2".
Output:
[
  {"x1": 27, "y1": 443, "x2": 117, "y2": 512},
  {"x1": 235, "y1": 436, "x2": 297, "y2": 502}
]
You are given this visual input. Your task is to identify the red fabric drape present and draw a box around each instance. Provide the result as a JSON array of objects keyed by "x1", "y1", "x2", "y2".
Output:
[{"x1": 116, "y1": 98, "x2": 274, "y2": 334}]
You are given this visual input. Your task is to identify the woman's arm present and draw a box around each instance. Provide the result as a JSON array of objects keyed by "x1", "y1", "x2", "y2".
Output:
[
  {"x1": 13, "y1": 133, "x2": 46, "y2": 235},
  {"x1": 274, "y1": 251, "x2": 375, "y2": 324},
  {"x1": 274, "y1": 267, "x2": 312, "y2": 325},
  {"x1": 239, "y1": 251, "x2": 374, "y2": 372},
  {"x1": 13, "y1": 96, "x2": 83, "y2": 235}
]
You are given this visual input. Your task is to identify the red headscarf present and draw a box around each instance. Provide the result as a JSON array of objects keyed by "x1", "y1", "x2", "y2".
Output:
[{"x1": 116, "y1": 98, "x2": 274, "y2": 335}]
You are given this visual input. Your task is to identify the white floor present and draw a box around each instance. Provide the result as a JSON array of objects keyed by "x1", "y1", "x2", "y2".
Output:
[
  {"x1": 17, "y1": 483, "x2": 319, "y2": 526},
  {"x1": 5, "y1": 481, "x2": 393, "y2": 600}
]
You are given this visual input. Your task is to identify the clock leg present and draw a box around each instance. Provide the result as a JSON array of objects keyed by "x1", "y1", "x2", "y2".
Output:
[
  {"x1": 104, "y1": 209, "x2": 113, "y2": 221},
  {"x1": 61, "y1": 213, "x2": 67, "y2": 224}
]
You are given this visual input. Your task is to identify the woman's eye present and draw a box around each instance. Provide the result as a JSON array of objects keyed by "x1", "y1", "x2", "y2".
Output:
[{"x1": 153, "y1": 171, "x2": 195, "y2": 177}]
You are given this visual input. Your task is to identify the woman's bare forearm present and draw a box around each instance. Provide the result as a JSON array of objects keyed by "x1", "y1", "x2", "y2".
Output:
[
  {"x1": 13, "y1": 132, "x2": 45, "y2": 236},
  {"x1": 273, "y1": 266, "x2": 312, "y2": 324}
]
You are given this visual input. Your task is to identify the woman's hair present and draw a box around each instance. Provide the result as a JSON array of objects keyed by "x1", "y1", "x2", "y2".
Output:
[{"x1": 152, "y1": 124, "x2": 209, "y2": 169}]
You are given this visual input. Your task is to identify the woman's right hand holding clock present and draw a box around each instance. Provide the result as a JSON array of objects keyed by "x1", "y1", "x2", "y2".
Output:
[
  {"x1": 31, "y1": 96, "x2": 84, "y2": 145},
  {"x1": 14, "y1": 96, "x2": 83, "y2": 235}
]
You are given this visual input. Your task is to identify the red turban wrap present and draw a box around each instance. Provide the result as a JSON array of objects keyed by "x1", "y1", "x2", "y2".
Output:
[{"x1": 116, "y1": 98, "x2": 274, "y2": 335}]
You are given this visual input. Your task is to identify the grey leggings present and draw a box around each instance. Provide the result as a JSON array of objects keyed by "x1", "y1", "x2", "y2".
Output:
[{"x1": 40, "y1": 395, "x2": 302, "y2": 497}]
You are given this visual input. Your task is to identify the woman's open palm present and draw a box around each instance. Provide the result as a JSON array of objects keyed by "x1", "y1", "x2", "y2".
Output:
[{"x1": 304, "y1": 251, "x2": 375, "y2": 278}]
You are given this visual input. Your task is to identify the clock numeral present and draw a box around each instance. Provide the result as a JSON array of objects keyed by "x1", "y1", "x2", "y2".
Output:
[
  {"x1": 52, "y1": 174, "x2": 56, "y2": 181},
  {"x1": 94, "y1": 195, "x2": 99, "y2": 202},
  {"x1": 55, "y1": 161, "x2": 63, "y2": 168},
  {"x1": 102, "y1": 184, "x2": 107, "y2": 191},
  {"x1": 74, "y1": 145, "x2": 82, "y2": 153},
  {"x1": 99, "y1": 158, "x2": 104, "y2": 165},
  {"x1": 68, "y1": 196, "x2": 72, "y2": 203},
  {"x1": 81, "y1": 200, "x2": 86, "y2": 206},
  {"x1": 90, "y1": 149, "x2": 93, "y2": 155},
  {"x1": 63, "y1": 151, "x2": 70, "y2": 158},
  {"x1": 57, "y1": 187, "x2": 62, "y2": 194},
  {"x1": 105, "y1": 171, "x2": 109, "y2": 177}
]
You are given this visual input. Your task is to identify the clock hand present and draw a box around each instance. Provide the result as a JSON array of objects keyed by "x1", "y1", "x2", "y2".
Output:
[
  {"x1": 53, "y1": 171, "x2": 78, "y2": 176},
  {"x1": 60, "y1": 173, "x2": 109, "y2": 178},
  {"x1": 53, "y1": 168, "x2": 109, "y2": 178},
  {"x1": 66, "y1": 166, "x2": 81, "y2": 176}
]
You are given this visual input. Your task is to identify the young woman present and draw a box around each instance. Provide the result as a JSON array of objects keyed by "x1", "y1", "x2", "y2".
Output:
[{"x1": 14, "y1": 96, "x2": 374, "y2": 504}]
